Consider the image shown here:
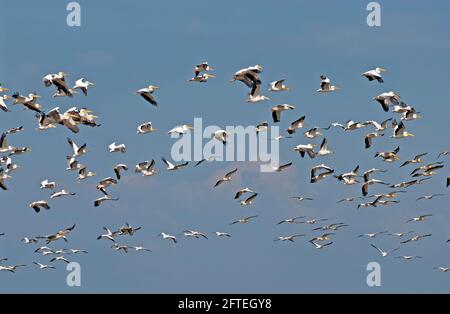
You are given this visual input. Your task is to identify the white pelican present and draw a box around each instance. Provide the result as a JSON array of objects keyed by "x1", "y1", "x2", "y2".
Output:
[
  {"x1": 72, "y1": 78, "x2": 94, "y2": 96},
  {"x1": 401, "y1": 234, "x2": 432, "y2": 244},
  {"x1": 29, "y1": 201, "x2": 50, "y2": 213},
  {"x1": 274, "y1": 234, "x2": 305, "y2": 242},
  {"x1": 331, "y1": 120, "x2": 369, "y2": 131},
  {"x1": 49, "y1": 256, "x2": 70, "y2": 264},
  {"x1": 406, "y1": 214, "x2": 432, "y2": 223},
  {"x1": 362, "y1": 179, "x2": 389, "y2": 196},
  {"x1": 132, "y1": 246, "x2": 152, "y2": 252},
  {"x1": 230, "y1": 65, "x2": 263, "y2": 88},
  {"x1": 392, "y1": 121, "x2": 414, "y2": 139},
  {"x1": 0, "y1": 95, "x2": 11, "y2": 112},
  {"x1": 195, "y1": 155, "x2": 219, "y2": 167},
  {"x1": 9, "y1": 147, "x2": 31, "y2": 156},
  {"x1": 137, "y1": 122, "x2": 156, "y2": 134},
  {"x1": 53, "y1": 88, "x2": 78, "y2": 98},
  {"x1": 234, "y1": 187, "x2": 254, "y2": 199},
  {"x1": 371, "y1": 244, "x2": 399, "y2": 257},
  {"x1": 240, "y1": 193, "x2": 258, "y2": 206},
  {"x1": 94, "y1": 195, "x2": 119, "y2": 207},
  {"x1": 135, "y1": 160, "x2": 152, "y2": 173},
  {"x1": 213, "y1": 232, "x2": 231, "y2": 237},
  {"x1": 22, "y1": 237, "x2": 38, "y2": 244},
  {"x1": 410, "y1": 162, "x2": 443, "y2": 176},
  {"x1": 247, "y1": 83, "x2": 270, "y2": 103},
  {"x1": 42, "y1": 72, "x2": 72, "y2": 96},
  {"x1": 117, "y1": 223, "x2": 141, "y2": 236},
  {"x1": 317, "y1": 75, "x2": 339, "y2": 93},
  {"x1": 310, "y1": 164, "x2": 334, "y2": 183},
  {"x1": 182, "y1": 230, "x2": 208, "y2": 239},
  {"x1": 358, "y1": 231, "x2": 387, "y2": 238},
  {"x1": 389, "y1": 178, "x2": 430, "y2": 189},
  {"x1": 335, "y1": 165, "x2": 360, "y2": 185},
  {"x1": 271, "y1": 104, "x2": 295, "y2": 123},
  {"x1": 168, "y1": 124, "x2": 193, "y2": 136},
  {"x1": 11, "y1": 92, "x2": 43, "y2": 113},
  {"x1": 33, "y1": 262, "x2": 56, "y2": 270},
  {"x1": 194, "y1": 62, "x2": 214, "y2": 76},
  {"x1": 66, "y1": 156, "x2": 83, "y2": 171},
  {"x1": 434, "y1": 267, "x2": 449, "y2": 273},
  {"x1": 141, "y1": 160, "x2": 157, "y2": 177},
  {"x1": 304, "y1": 127, "x2": 329, "y2": 139},
  {"x1": 230, "y1": 215, "x2": 258, "y2": 225},
  {"x1": 108, "y1": 142, "x2": 126, "y2": 153},
  {"x1": 38, "y1": 224, "x2": 76, "y2": 244},
  {"x1": 317, "y1": 138, "x2": 333, "y2": 156},
  {"x1": 286, "y1": 116, "x2": 305, "y2": 134},
  {"x1": 111, "y1": 244, "x2": 129, "y2": 253},
  {"x1": 159, "y1": 232, "x2": 177, "y2": 243},
  {"x1": 161, "y1": 157, "x2": 188, "y2": 170},
  {"x1": 294, "y1": 144, "x2": 316, "y2": 159},
  {"x1": 312, "y1": 223, "x2": 347, "y2": 231},
  {"x1": 388, "y1": 231, "x2": 414, "y2": 238},
  {"x1": 310, "y1": 241, "x2": 333, "y2": 249},
  {"x1": 67, "y1": 137, "x2": 87, "y2": 157},
  {"x1": 366, "y1": 118, "x2": 392, "y2": 132},
  {"x1": 96, "y1": 177, "x2": 118, "y2": 195},
  {"x1": 97, "y1": 227, "x2": 117, "y2": 242},
  {"x1": 269, "y1": 79, "x2": 289, "y2": 92},
  {"x1": 6, "y1": 126, "x2": 24, "y2": 134},
  {"x1": 362, "y1": 67, "x2": 386, "y2": 83},
  {"x1": 136, "y1": 85, "x2": 159, "y2": 106},
  {"x1": 273, "y1": 162, "x2": 292, "y2": 172},
  {"x1": 374, "y1": 146, "x2": 400, "y2": 162},
  {"x1": 77, "y1": 166, "x2": 96, "y2": 181},
  {"x1": 373, "y1": 91, "x2": 402, "y2": 112},
  {"x1": 0, "y1": 264, "x2": 26, "y2": 273},
  {"x1": 336, "y1": 196, "x2": 364, "y2": 203},
  {"x1": 364, "y1": 132, "x2": 384, "y2": 149},
  {"x1": 212, "y1": 130, "x2": 228, "y2": 145},
  {"x1": 114, "y1": 164, "x2": 128, "y2": 180},
  {"x1": 437, "y1": 151, "x2": 449, "y2": 159},
  {"x1": 310, "y1": 233, "x2": 334, "y2": 242},
  {"x1": 277, "y1": 216, "x2": 305, "y2": 225},
  {"x1": 189, "y1": 73, "x2": 216, "y2": 82},
  {"x1": 401, "y1": 107, "x2": 421, "y2": 121},
  {"x1": 400, "y1": 153, "x2": 427, "y2": 167},
  {"x1": 50, "y1": 189, "x2": 76, "y2": 199},
  {"x1": 255, "y1": 122, "x2": 268, "y2": 134},
  {"x1": 214, "y1": 168, "x2": 238, "y2": 187}
]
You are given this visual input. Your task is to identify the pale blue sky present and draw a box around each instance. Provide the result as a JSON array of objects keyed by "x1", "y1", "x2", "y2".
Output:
[{"x1": 1, "y1": 0, "x2": 450, "y2": 293}]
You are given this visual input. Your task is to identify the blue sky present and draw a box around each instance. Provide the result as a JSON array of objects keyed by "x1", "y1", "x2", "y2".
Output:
[{"x1": 1, "y1": 0, "x2": 450, "y2": 293}]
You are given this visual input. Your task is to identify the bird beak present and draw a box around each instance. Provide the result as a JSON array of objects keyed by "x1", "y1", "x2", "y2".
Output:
[
  {"x1": 379, "y1": 68, "x2": 387, "y2": 72},
  {"x1": 208, "y1": 74, "x2": 216, "y2": 78},
  {"x1": 187, "y1": 125, "x2": 193, "y2": 129}
]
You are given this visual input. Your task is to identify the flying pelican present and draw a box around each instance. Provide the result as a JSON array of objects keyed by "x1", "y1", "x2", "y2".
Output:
[
  {"x1": 230, "y1": 215, "x2": 258, "y2": 225},
  {"x1": 273, "y1": 162, "x2": 292, "y2": 172},
  {"x1": 390, "y1": 178, "x2": 431, "y2": 189},
  {"x1": 212, "y1": 130, "x2": 228, "y2": 145},
  {"x1": 294, "y1": 144, "x2": 316, "y2": 159},
  {"x1": 317, "y1": 138, "x2": 333, "y2": 156},
  {"x1": 182, "y1": 230, "x2": 208, "y2": 239},
  {"x1": 366, "y1": 118, "x2": 392, "y2": 132},
  {"x1": 38, "y1": 224, "x2": 76, "y2": 244},
  {"x1": 358, "y1": 231, "x2": 388, "y2": 238},
  {"x1": 42, "y1": 72, "x2": 72, "y2": 96},
  {"x1": 230, "y1": 65, "x2": 263, "y2": 88},
  {"x1": 97, "y1": 227, "x2": 117, "y2": 242},
  {"x1": 301, "y1": 218, "x2": 328, "y2": 225},
  {"x1": 274, "y1": 234, "x2": 305, "y2": 242},
  {"x1": 401, "y1": 107, "x2": 421, "y2": 121},
  {"x1": 213, "y1": 232, "x2": 231, "y2": 237},
  {"x1": 277, "y1": 216, "x2": 305, "y2": 225},
  {"x1": 410, "y1": 162, "x2": 444, "y2": 176},
  {"x1": 189, "y1": 73, "x2": 216, "y2": 82},
  {"x1": 373, "y1": 92, "x2": 402, "y2": 112},
  {"x1": 304, "y1": 126, "x2": 329, "y2": 139},
  {"x1": 0, "y1": 264, "x2": 26, "y2": 273},
  {"x1": 114, "y1": 164, "x2": 128, "y2": 180},
  {"x1": 416, "y1": 194, "x2": 444, "y2": 201},
  {"x1": 395, "y1": 256, "x2": 422, "y2": 261},
  {"x1": 29, "y1": 201, "x2": 50, "y2": 213},
  {"x1": 364, "y1": 132, "x2": 384, "y2": 149},
  {"x1": 96, "y1": 177, "x2": 118, "y2": 195},
  {"x1": 22, "y1": 237, "x2": 38, "y2": 244},
  {"x1": 194, "y1": 62, "x2": 214, "y2": 77},
  {"x1": 137, "y1": 122, "x2": 156, "y2": 134},
  {"x1": 69, "y1": 249, "x2": 88, "y2": 254},
  {"x1": 310, "y1": 241, "x2": 333, "y2": 249},
  {"x1": 0, "y1": 95, "x2": 11, "y2": 112},
  {"x1": 11, "y1": 92, "x2": 43, "y2": 113},
  {"x1": 240, "y1": 193, "x2": 258, "y2": 206},
  {"x1": 77, "y1": 166, "x2": 96, "y2": 181},
  {"x1": 437, "y1": 151, "x2": 449, "y2": 159},
  {"x1": 310, "y1": 164, "x2": 335, "y2": 183},
  {"x1": 406, "y1": 214, "x2": 432, "y2": 223},
  {"x1": 362, "y1": 67, "x2": 386, "y2": 83},
  {"x1": 271, "y1": 104, "x2": 295, "y2": 123},
  {"x1": 247, "y1": 83, "x2": 270, "y2": 103},
  {"x1": 94, "y1": 195, "x2": 119, "y2": 207},
  {"x1": 161, "y1": 157, "x2": 188, "y2": 170},
  {"x1": 286, "y1": 116, "x2": 305, "y2": 134},
  {"x1": 312, "y1": 223, "x2": 348, "y2": 231},
  {"x1": 66, "y1": 156, "x2": 83, "y2": 171},
  {"x1": 374, "y1": 146, "x2": 400, "y2": 162},
  {"x1": 72, "y1": 78, "x2": 94, "y2": 96},
  {"x1": 269, "y1": 79, "x2": 289, "y2": 92},
  {"x1": 111, "y1": 244, "x2": 129, "y2": 253},
  {"x1": 434, "y1": 267, "x2": 449, "y2": 273},
  {"x1": 335, "y1": 165, "x2": 360, "y2": 185},
  {"x1": 50, "y1": 189, "x2": 76, "y2": 199},
  {"x1": 371, "y1": 244, "x2": 399, "y2": 257},
  {"x1": 136, "y1": 85, "x2": 159, "y2": 106},
  {"x1": 310, "y1": 233, "x2": 335, "y2": 242},
  {"x1": 108, "y1": 142, "x2": 126, "y2": 153},
  {"x1": 117, "y1": 223, "x2": 142, "y2": 236},
  {"x1": 362, "y1": 179, "x2": 389, "y2": 197},
  {"x1": 141, "y1": 160, "x2": 157, "y2": 177},
  {"x1": 336, "y1": 196, "x2": 364, "y2": 203},
  {"x1": 67, "y1": 137, "x2": 87, "y2": 157},
  {"x1": 400, "y1": 153, "x2": 427, "y2": 167},
  {"x1": 159, "y1": 232, "x2": 177, "y2": 244},
  {"x1": 214, "y1": 168, "x2": 238, "y2": 187},
  {"x1": 33, "y1": 262, "x2": 56, "y2": 270},
  {"x1": 392, "y1": 121, "x2": 414, "y2": 139},
  {"x1": 234, "y1": 187, "x2": 255, "y2": 199},
  {"x1": 317, "y1": 75, "x2": 339, "y2": 93},
  {"x1": 49, "y1": 256, "x2": 70, "y2": 264},
  {"x1": 401, "y1": 234, "x2": 432, "y2": 244},
  {"x1": 132, "y1": 246, "x2": 152, "y2": 252},
  {"x1": 168, "y1": 125, "x2": 193, "y2": 136},
  {"x1": 255, "y1": 122, "x2": 269, "y2": 135},
  {"x1": 388, "y1": 231, "x2": 414, "y2": 238}
]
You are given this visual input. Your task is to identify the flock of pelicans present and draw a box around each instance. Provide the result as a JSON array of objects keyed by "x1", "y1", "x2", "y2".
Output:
[{"x1": 1, "y1": 63, "x2": 450, "y2": 279}]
